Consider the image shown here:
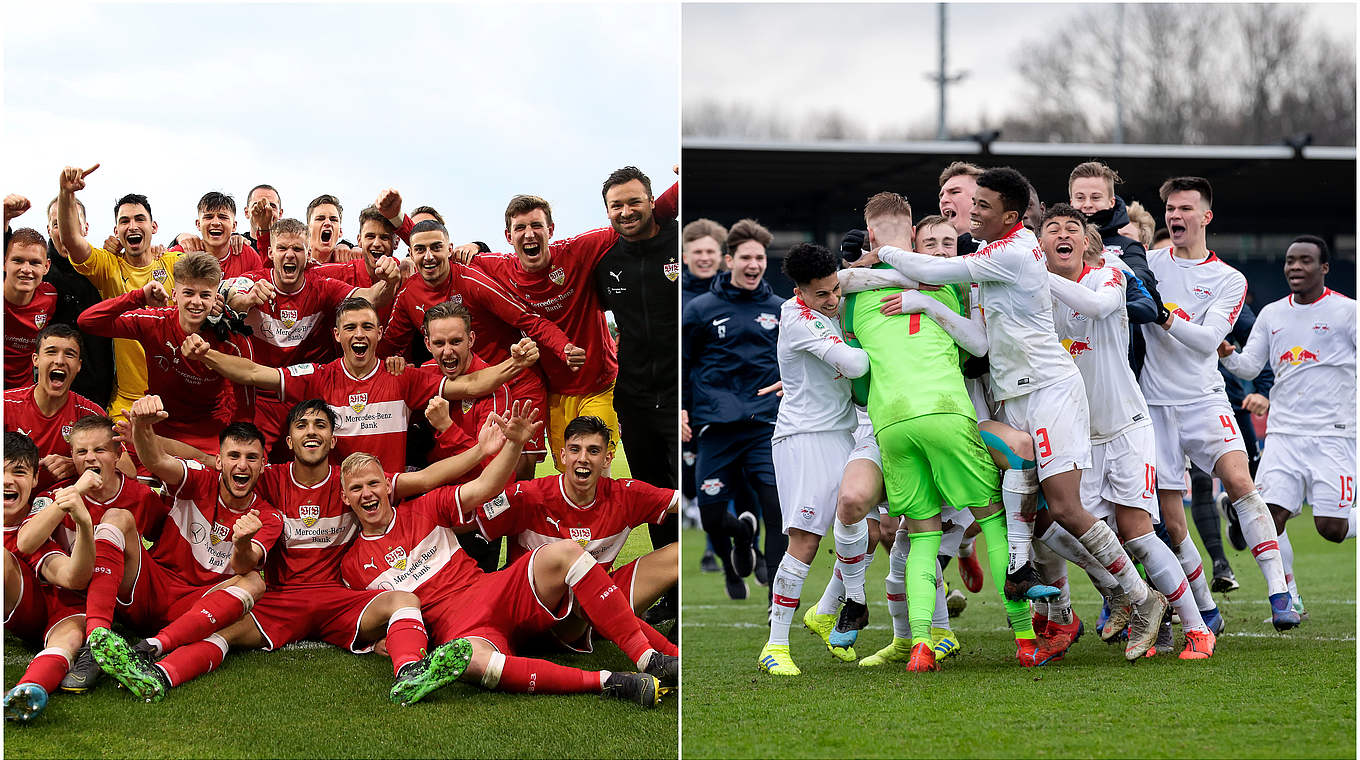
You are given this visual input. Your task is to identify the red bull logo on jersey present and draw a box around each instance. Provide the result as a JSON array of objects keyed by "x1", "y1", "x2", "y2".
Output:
[
  {"x1": 1313, "y1": 321, "x2": 1331, "y2": 334},
  {"x1": 1061, "y1": 338, "x2": 1094, "y2": 356},
  {"x1": 700, "y1": 478, "x2": 725, "y2": 496},
  {"x1": 570, "y1": 527, "x2": 591, "y2": 547},
  {"x1": 549, "y1": 267, "x2": 566, "y2": 286},
  {"x1": 1163, "y1": 302, "x2": 1194, "y2": 321},
  {"x1": 385, "y1": 547, "x2": 408, "y2": 571},
  {"x1": 280, "y1": 309, "x2": 298, "y2": 329},
  {"x1": 1278, "y1": 346, "x2": 1320, "y2": 366},
  {"x1": 664, "y1": 260, "x2": 681, "y2": 282},
  {"x1": 349, "y1": 393, "x2": 368, "y2": 413},
  {"x1": 1192, "y1": 285, "x2": 1213, "y2": 300},
  {"x1": 756, "y1": 313, "x2": 778, "y2": 330},
  {"x1": 209, "y1": 523, "x2": 230, "y2": 546},
  {"x1": 299, "y1": 504, "x2": 320, "y2": 528}
]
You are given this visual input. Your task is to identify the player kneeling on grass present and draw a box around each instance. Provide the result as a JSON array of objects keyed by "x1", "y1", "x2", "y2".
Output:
[
  {"x1": 3, "y1": 433, "x2": 95, "y2": 722},
  {"x1": 476, "y1": 416, "x2": 679, "y2": 660},
  {"x1": 80, "y1": 398, "x2": 281, "y2": 702},
  {"x1": 341, "y1": 402, "x2": 677, "y2": 707}
]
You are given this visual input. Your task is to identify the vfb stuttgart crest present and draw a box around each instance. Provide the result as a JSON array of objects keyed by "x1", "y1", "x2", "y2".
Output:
[
  {"x1": 461, "y1": 399, "x2": 474, "y2": 414},
  {"x1": 280, "y1": 309, "x2": 299, "y2": 329},
  {"x1": 349, "y1": 392, "x2": 368, "y2": 413},
  {"x1": 570, "y1": 527, "x2": 592, "y2": 548},
  {"x1": 549, "y1": 267, "x2": 566, "y2": 286},
  {"x1": 209, "y1": 522, "x2": 230, "y2": 546},
  {"x1": 663, "y1": 260, "x2": 680, "y2": 282},
  {"x1": 299, "y1": 504, "x2": 320, "y2": 528},
  {"x1": 34, "y1": 313, "x2": 47, "y2": 329},
  {"x1": 61, "y1": 425, "x2": 73, "y2": 442},
  {"x1": 385, "y1": 547, "x2": 408, "y2": 571}
]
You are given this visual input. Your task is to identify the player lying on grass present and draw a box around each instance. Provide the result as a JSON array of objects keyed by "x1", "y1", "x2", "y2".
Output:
[
  {"x1": 85, "y1": 397, "x2": 512, "y2": 705},
  {"x1": 340, "y1": 403, "x2": 678, "y2": 707},
  {"x1": 3, "y1": 432, "x2": 94, "y2": 723},
  {"x1": 1041, "y1": 204, "x2": 1215, "y2": 660},
  {"x1": 184, "y1": 296, "x2": 538, "y2": 473},
  {"x1": 475, "y1": 415, "x2": 679, "y2": 656}
]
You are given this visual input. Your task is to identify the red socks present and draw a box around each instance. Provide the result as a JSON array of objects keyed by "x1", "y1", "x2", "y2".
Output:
[
  {"x1": 154, "y1": 587, "x2": 250, "y2": 653},
  {"x1": 566, "y1": 557, "x2": 650, "y2": 664},
  {"x1": 635, "y1": 617, "x2": 677, "y2": 657},
  {"x1": 85, "y1": 529, "x2": 126, "y2": 635},
  {"x1": 18, "y1": 650, "x2": 70, "y2": 693},
  {"x1": 386, "y1": 608, "x2": 429, "y2": 676},
  {"x1": 156, "y1": 636, "x2": 228, "y2": 687},
  {"x1": 498, "y1": 656, "x2": 600, "y2": 694}
]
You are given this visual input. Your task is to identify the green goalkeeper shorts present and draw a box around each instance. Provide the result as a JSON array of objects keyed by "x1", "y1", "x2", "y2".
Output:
[{"x1": 878, "y1": 413, "x2": 1001, "y2": 520}]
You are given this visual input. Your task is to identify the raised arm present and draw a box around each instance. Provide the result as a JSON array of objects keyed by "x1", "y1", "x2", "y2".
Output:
[
  {"x1": 439, "y1": 338, "x2": 537, "y2": 400},
  {"x1": 453, "y1": 402, "x2": 542, "y2": 513},
  {"x1": 395, "y1": 414, "x2": 506, "y2": 499},
  {"x1": 181, "y1": 333, "x2": 283, "y2": 394},
  {"x1": 1047, "y1": 270, "x2": 1124, "y2": 320},
  {"x1": 127, "y1": 395, "x2": 191, "y2": 489},
  {"x1": 351, "y1": 255, "x2": 402, "y2": 311},
  {"x1": 35, "y1": 482, "x2": 96, "y2": 590},
  {"x1": 77, "y1": 285, "x2": 166, "y2": 339},
  {"x1": 57, "y1": 164, "x2": 99, "y2": 264}
]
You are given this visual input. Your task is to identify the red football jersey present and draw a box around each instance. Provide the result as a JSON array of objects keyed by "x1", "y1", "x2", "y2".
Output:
[
  {"x1": 4, "y1": 283, "x2": 58, "y2": 389},
  {"x1": 378, "y1": 265, "x2": 570, "y2": 374},
  {"x1": 77, "y1": 289, "x2": 254, "y2": 449},
  {"x1": 3, "y1": 523, "x2": 66, "y2": 580},
  {"x1": 277, "y1": 358, "x2": 446, "y2": 473},
  {"x1": 253, "y1": 229, "x2": 395, "y2": 324},
  {"x1": 475, "y1": 229, "x2": 618, "y2": 396},
  {"x1": 254, "y1": 462, "x2": 385, "y2": 588},
  {"x1": 340, "y1": 485, "x2": 482, "y2": 605},
  {"x1": 230, "y1": 269, "x2": 354, "y2": 368},
  {"x1": 168, "y1": 244, "x2": 265, "y2": 281},
  {"x1": 147, "y1": 458, "x2": 283, "y2": 587},
  {"x1": 4, "y1": 386, "x2": 106, "y2": 493},
  {"x1": 34, "y1": 473, "x2": 168, "y2": 552},
  {"x1": 476, "y1": 474, "x2": 674, "y2": 568},
  {"x1": 422, "y1": 353, "x2": 507, "y2": 462}
]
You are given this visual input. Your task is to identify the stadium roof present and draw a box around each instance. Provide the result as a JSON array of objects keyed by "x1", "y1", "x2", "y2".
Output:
[{"x1": 681, "y1": 138, "x2": 1356, "y2": 243}]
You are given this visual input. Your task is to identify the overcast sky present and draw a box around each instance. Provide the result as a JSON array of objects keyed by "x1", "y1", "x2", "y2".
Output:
[
  {"x1": 4, "y1": 3, "x2": 678, "y2": 251},
  {"x1": 683, "y1": 2, "x2": 1357, "y2": 139}
]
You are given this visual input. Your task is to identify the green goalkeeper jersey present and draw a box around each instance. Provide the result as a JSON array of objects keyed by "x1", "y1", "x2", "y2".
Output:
[{"x1": 843, "y1": 272, "x2": 976, "y2": 433}]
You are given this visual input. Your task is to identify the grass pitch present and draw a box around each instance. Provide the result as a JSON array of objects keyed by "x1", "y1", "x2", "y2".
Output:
[
  {"x1": 680, "y1": 509, "x2": 1356, "y2": 758},
  {"x1": 5, "y1": 452, "x2": 678, "y2": 759}
]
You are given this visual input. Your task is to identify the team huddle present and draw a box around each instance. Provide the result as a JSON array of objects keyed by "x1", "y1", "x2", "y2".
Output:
[
  {"x1": 682, "y1": 160, "x2": 1354, "y2": 675},
  {"x1": 2, "y1": 163, "x2": 682, "y2": 722}
]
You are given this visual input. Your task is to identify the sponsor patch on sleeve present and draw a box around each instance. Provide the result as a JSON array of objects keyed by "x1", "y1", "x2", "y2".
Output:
[
  {"x1": 807, "y1": 316, "x2": 834, "y2": 338},
  {"x1": 29, "y1": 496, "x2": 53, "y2": 514},
  {"x1": 481, "y1": 492, "x2": 510, "y2": 520},
  {"x1": 285, "y1": 363, "x2": 315, "y2": 377}
]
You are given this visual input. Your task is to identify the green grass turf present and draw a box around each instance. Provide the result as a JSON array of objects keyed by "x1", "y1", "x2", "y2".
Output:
[
  {"x1": 680, "y1": 509, "x2": 1356, "y2": 758},
  {"x1": 3, "y1": 448, "x2": 677, "y2": 758}
]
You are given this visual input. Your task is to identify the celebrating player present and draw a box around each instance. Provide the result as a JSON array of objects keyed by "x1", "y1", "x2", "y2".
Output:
[
  {"x1": 1042, "y1": 203, "x2": 1216, "y2": 659},
  {"x1": 2, "y1": 432, "x2": 95, "y2": 722},
  {"x1": 4, "y1": 228, "x2": 57, "y2": 390},
  {"x1": 866, "y1": 168, "x2": 1167, "y2": 658},
  {"x1": 1219, "y1": 235, "x2": 1356, "y2": 616},
  {"x1": 340, "y1": 402, "x2": 677, "y2": 707},
  {"x1": 1140, "y1": 177, "x2": 1295, "y2": 629}
]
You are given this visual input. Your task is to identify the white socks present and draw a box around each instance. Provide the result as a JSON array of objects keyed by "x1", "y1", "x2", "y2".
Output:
[
  {"x1": 768, "y1": 554, "x2": 810, "y2": 646},
  {"x1": 1233, "y1": 490, "x2": 1288, "y2": 596},
  {"x1": 1002, "y1": 469, "x2": 1038, "y2": 573}
]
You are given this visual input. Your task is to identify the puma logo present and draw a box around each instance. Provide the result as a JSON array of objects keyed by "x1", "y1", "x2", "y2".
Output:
[
  {"x1": 545, "y1": 515, "x2": 562, "y2": 531},
  {"x1": 608, "y1": 271, "x2": 622, "y2": 282},
  {"x1": 363, "y1": 559, "x2": 378, "y2": 571}
]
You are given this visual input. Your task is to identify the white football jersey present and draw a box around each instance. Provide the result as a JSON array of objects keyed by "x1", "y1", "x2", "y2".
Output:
[
  {"x1": 1220, "y1": 288, "x2": 1356, "y2": 438},
  {"x1": 772, "y1": 296, "x2": 862, "y2": 441},
  {"x1": 1050, "y1": 266, "x2": 1152, "y2": 442},
  {"x1": 964, "y1": 224, "x2": 1079, "y2": 401},
  {"x1": 1139, "y1": 248, "x2": 1247, "y2": 405}
]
